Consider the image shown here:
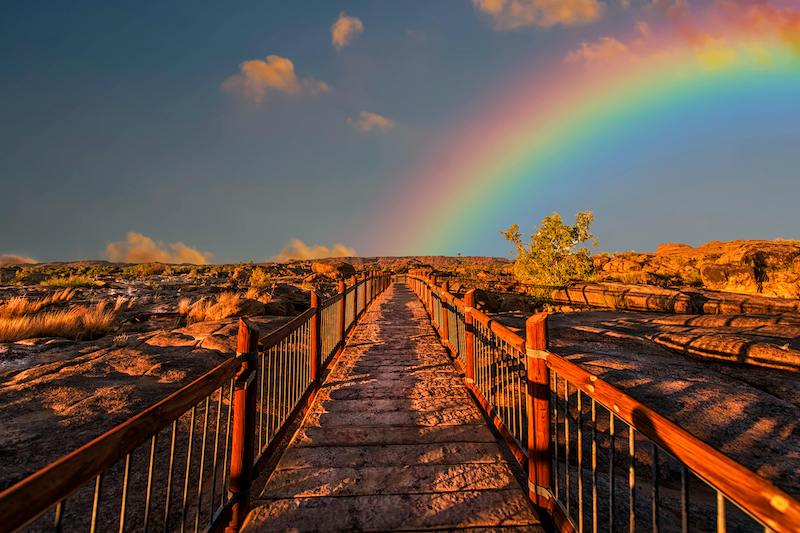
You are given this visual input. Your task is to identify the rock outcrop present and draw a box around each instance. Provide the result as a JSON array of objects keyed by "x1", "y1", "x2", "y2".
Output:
[{"x1": 597, "y1": 240, "x2": 800, "y2": 299}]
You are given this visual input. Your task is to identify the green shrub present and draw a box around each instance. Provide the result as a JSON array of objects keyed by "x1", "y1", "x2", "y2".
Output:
[{"x1": 502, "y1": 211, "x2": 597, "y2": 288}]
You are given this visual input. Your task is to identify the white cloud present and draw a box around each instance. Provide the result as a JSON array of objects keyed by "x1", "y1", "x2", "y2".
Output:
[
  {"x1": 104, "y1": 232, "x2": 211, "y2": 264},
  {"x1": 0, "y1": 254, "x2": 37, "y2": 265},
  {"x1": 347, "y1": 111, "x2": 396, "y2": 133},
  {"x1": 273, "y1": 239, "x2": 356, "y2": 262},
  {"x1": 473, "y1": 0, "x2": 605, "y2": 30},
  {"x1": 221, "y1": 54, "x2": 330, "y2": 104},
  {"x1": 331, "y1": 12, "x2": 364, "y2": 49}
]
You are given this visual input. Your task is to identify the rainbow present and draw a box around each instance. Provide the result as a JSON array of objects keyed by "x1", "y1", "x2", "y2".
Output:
[{"x1": 366, "y1": 6, "x2": 800, "y2": 255}]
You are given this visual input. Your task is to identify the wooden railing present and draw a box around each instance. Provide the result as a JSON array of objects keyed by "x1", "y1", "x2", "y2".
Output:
[
  {"x1": 0, "y1": 272, "x2": 391, "y2": 533},
  {"x1": 406, "y1": 272, "x2": 800, "y2": 533}
]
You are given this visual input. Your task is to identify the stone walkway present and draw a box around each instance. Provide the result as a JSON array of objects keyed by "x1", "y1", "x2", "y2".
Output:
[{"x1": 243, "y1": 283, "x2": 543, "y2": 532}]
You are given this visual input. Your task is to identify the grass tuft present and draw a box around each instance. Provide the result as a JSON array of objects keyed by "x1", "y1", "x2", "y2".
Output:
[
  {"x1": 0, "y1": 302, "x2": 116, "y2": 342},
  {"x1": 182, "y1": 292, "x2": 244, "y2": 323},
  {"x1": 0, "y1": 289, "x2": 76, "y2": 318}
]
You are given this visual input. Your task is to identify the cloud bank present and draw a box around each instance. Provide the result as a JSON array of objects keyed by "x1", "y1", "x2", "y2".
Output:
[
  {"x1": 347, "y1": 111, "x2": 395, "y2": 133},
  {"x1": 104, "y1": 232, "x2": 211, "y2": 264},
  {"x1": 564, "y1": 3, "x2": 800, "y2": 68},
  {"x1": 0, "y1": 254, "x2": 37, "y2": 266},
  {"x1": 221, "y1": 55, "x2": 330, "y2": 104},
  {"x1": 473, "y1": 0, "x2": 605, "y2": 30},
  {"x1": 331, "y1": 12, "x2": 364, "y2": 49},
  {"x1": 273, "y1": 239, "x2": 356, "y2": 262}
]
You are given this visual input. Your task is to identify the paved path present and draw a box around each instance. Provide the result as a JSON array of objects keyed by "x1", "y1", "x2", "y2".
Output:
[{"x1": 243, "y1": 283, "x2": 543, "y2": 532}]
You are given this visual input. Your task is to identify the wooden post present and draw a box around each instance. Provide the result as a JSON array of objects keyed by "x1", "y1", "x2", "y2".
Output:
[
  {"x1": 338, "y1": 279, "x2": 346, "y2": 350},
  {"x1": 227, "y1": 319, "x2": 259, "y2": 532},
  {"x1": 310, "y1": 290, "x2": 321, "y2": 386},
  {"x1": 440, "y1": 281, "x2": 450, "y2": 348},
  {"x1": 526, "y1": 313, "x2": 552, "y2": 508},
  {"x1": 464, "y1": 290, "x2": 476, "y2": 385}
]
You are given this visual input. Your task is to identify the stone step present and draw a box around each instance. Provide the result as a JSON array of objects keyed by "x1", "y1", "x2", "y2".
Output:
[
  {"x1": 262, "y1": 463, "x2": 519, "y2": 498},
  {"x1": 245, "y1": 490, "x2": 543, "y2": 532},
  {"x1": 278, "y1": 442, "x2": 507, "y2": 469}
]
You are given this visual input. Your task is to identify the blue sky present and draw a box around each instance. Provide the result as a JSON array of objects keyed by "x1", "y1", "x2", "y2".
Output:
[{"x1": 1, "y1": 1, "x2": 799, "y2": 263}]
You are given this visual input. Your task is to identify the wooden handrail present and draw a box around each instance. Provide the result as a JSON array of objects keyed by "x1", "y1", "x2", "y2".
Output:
[
  {"x1": 0, "y1": 273, "x2": 393, "y2": 533},
  {"x1": 470, "y1": 307, "x2": 526, "y2": 353},
  {"x1": 0, "y1": 357, "x2": 241, "y2": 532},
  {"x1": 546, "y1": 354, "x2": 800, "y2": 530},
  {"x1": 405, "y1": 273, "x2": 800, "y2": 532},
  {"x1": 257, "y1": 307, "x2": 315, "y2": 349}
]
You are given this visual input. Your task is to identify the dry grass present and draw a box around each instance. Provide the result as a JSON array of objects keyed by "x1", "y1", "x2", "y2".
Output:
[
  {"x1": 0, "y1": 289, "x2": 76, "y2": 318},
  {"x1": 177, "y1": 297, "x2": 192, "y2": 315},
  {"x1": 244, "y1": 287, "x2": 261, "y2": 300},
  {"x1": 0, "y1": 302, "x2": 116, "y2": 342},
  {"x1": 182, "y1": 292, "x2": 243, "y2": 324},
  {"x1": 41, "y1": 275, "x2": 95, "y2": 288},
  {"x1": 249, "y1": 267, "x2": 270, "y2": 288}
]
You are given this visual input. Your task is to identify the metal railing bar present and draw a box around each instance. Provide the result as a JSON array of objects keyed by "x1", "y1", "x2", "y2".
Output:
[{"x1": 119, "y1": 452, "x2": 131, "y2": 533}]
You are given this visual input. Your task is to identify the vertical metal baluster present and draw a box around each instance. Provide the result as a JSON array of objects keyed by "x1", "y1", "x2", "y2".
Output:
[
  {"x1": 194, "y1": 397, "x2": 210, "y2": 532},
  {"x1": 629, "y1": 425, "x2": 636, "y2": 533},
  {"x1": 283, "y1": 338, "x2": 289, "y2": 423},
  {"x1": 220, "y1": 379, "x2": 233, "y2": 507},
  {"x1": 717, "y1": 491, "x2": 726, "y2": 533},
  {"x1": 609, "y1": 413, "x2": 615, "y2": 532},
  {"x1": 270, "y1": 346, "x2": 277, "y2": 438},
  {"x1": 164, "y1": 420, "x2": 178, "y2": 532},
  {"x1": 180, "y1": 406, "x2": 197, "y2": 533},
  {"x1": 258, "y1": 351, "x2": 265, "y2": 452},
  {"x1": 680, "y1": 465, "x2": 689, "y2": 533},
  {"x1": 565, "y1": 380, "x2": 571, "y2": 518},
  {"x1": 577, "y1": 390, "x2": 584, "y2": 533},
  {"x1": 119, "y1": 453, "x2": 131, "y2": 533},
  {"x1": 278, "y1": 340, "x2": 285, "y2": 427},
  {"x1": 652, "y1": 444, "x2": 659, "y2": 533},
  {"x1": 208, "y1": 388, "x2": 223, "y2": 525},
  {"x1": 53, "y1": 500, "x2": 64, "y2": 533},
  {"x1": 591, "y1": 399, "x2": 597, "y2": 533},
  {"x1": 143, "y1": 435, "x2": 157, "y2": 531},
  {"x1": 289, "y1": 331, "x2": 296, "y2": 410},
  {"x1": 503, "y1": 344, "x2": 510, "y2": 433},
  {"x1": 89, "y1": 473, "x2": 103, "y2": 533},
  {"x1": 553, "y1": 374, "x2": 560, "y2": 501}
]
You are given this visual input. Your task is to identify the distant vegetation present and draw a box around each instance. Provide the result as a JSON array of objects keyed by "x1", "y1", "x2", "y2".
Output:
[
  {"x1": 41, "y1": 274, "x2": 95, "y2": 288},
  {"x1": 502, "y1": 210, "x2": 596, "y2": 288}
]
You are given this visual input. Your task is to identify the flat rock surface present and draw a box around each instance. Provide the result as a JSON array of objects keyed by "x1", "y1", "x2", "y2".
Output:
[
  {"x1": 244, "y1": 285, "x2": 543, "y2": 532},
  {"x1": 0, "y1": 315, "x2": 291, "y2": 491}
]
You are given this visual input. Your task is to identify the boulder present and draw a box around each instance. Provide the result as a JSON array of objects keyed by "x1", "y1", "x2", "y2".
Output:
[
  {"x1": 311, "y1": 261, "x2": 356, "y2": 279},
  {"x1": 237, "y1": 298, "x2": 266, "y2": 317},
  {"x1": 263, "y1": 298, "x2": 294, "y2": 316}
]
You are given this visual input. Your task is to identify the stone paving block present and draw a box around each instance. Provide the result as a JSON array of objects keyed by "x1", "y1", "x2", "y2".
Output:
[
  {"x1": 278, "y1": 442, "x2": 508, "y2": 469},
  {"x1": 245, "y1": 490, "x2": 542, "y2": 532},
  {"x1": 262, "y1": 463, "x2": 519, "y2": 498},
  {"x1": 293, "y1": 424, "x2": 498, "y2": 447}
]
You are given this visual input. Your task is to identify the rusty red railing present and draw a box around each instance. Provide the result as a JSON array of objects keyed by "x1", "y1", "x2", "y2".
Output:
[
  {"x1": 406, "y1": 271, "x2": 800, "y2": 533},
  {"x1": 0, "y1": 272, "x2": 391, "y2": 533}
]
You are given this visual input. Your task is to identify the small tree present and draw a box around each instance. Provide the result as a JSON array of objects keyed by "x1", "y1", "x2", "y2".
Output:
[{"x1": 502, "y1": 211, "x2": 596, "y2": 287}]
